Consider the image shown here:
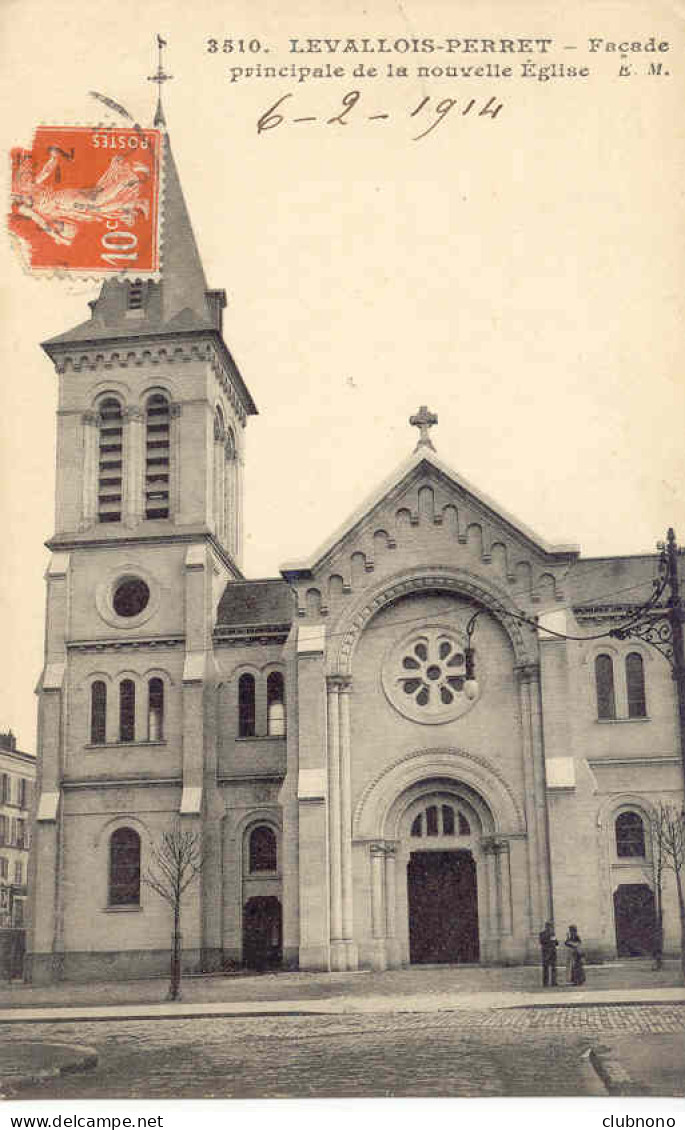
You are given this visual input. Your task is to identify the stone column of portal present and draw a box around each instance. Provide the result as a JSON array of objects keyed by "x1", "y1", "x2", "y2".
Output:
[
  {"x1": 384, "y1": 843, "x2": 401, "y2": 968},
  {"x1": 169, "y1": 404, "x2": 182, "y2": 521},
  {"x1": 516, "y1": 664, "x2": 544, "y2": 950},
  {"x1": 498, "y1": 840, "x2": 513, "y2": 936},
  {"x1": 326, "y1": 678, "x2": 345, "y2": 970},
  {"x1": 123, "y1": 406, "x2": 144, "y2": 526},
  {"x1": 489, "y1": 838, "x2": 513, "y2": 932},
  {"x1": 81, "y1": 412, "x2": 98, "y2": 527},
  {"x1": 338, "y1": 678, "x2": 358, "y2": 969},
  {"x1": 369, "y1": 843, "x2": 388, "y2": 971},
  {"x1": 482, "y1": 838, "x2": 501, "y2": 964},
  {"x1": 492, "y1": 842, "x2": 504, "y2": 937}
]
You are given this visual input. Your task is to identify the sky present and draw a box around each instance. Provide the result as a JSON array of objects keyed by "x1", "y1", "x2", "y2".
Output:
[{"x1": 1, "y1": 0, "x2": 684, "y2": 751}]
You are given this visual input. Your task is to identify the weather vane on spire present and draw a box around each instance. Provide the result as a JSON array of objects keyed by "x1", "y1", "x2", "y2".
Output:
[
  {"x1": 410, "y1": 405, "x2": 438, "y2": 451},
  {"x1": 148, "y1": 35, "x2": 173, "y2": 127}
]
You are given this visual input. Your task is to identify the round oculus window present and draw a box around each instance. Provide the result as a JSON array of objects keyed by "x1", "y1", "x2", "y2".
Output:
[
  {"x1": 382, "y1": 623, "x2": 481, "y2": 724},
  {"x1": 112, "y1": 577, "x2": 150, "y2": 618}
]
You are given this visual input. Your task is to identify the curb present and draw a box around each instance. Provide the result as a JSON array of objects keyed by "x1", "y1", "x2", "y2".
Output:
[
  {"x1": 1, "y1": 994, "x2": 684, "y2": 1025},
  {"x1": 0, "y1": 1007, "x2": 330, "y2": 1025},
  {"x1": 589, "y1": 1044, "x2": 643, "y2": 1097},
  {"x1": 512, "y1": 998, "x2": 685, "y2": 1011},
  {"x1": 0, "y1": 1043, "x2": 98, "y2": 1097}
]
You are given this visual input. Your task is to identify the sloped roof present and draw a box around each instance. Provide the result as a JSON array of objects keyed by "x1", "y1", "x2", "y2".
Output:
[
  {"x1": 216, "y1": 578, "x2": 295, "y2": 627},
  {"x1": 568, "y1": 553, "x2": 664, "y2": 609},
  {"x1": 281, "y1": 446, "x2": 580, "y2": 578},
  {"x1": 43, "y1": 135, "x2": 212, "y2": 346}
]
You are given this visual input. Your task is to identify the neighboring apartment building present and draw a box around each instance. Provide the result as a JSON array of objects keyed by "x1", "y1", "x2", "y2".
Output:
[
  {"x1": 0, "y1": 731, "x2": 35, "y2": 928},
  {"x1": 27, "y1": 117, "x2": 685, "y2": 983}
]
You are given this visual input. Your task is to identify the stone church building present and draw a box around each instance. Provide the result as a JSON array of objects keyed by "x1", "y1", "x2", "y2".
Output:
[{"x1": 28, "y1": 127, "x2": 684, "y2": 982}]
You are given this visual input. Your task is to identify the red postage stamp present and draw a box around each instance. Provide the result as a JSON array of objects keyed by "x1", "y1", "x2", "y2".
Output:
[{"x1": 9, "y1": 126, "x2": 162, "y2": 275}]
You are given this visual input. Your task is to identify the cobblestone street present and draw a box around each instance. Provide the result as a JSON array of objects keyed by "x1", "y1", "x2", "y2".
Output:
[{"x1": 4, "y1": 1004, "x2": 684, "y2": 1100}]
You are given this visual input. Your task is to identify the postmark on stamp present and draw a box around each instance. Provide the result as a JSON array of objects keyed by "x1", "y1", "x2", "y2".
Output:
[{"x1": 9, "y1": 126, "x2": 162, "y2": 276}]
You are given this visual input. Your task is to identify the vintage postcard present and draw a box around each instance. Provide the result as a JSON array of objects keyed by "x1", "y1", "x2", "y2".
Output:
[{"x1": 0, "y1": 0, "x2": 684, "y2": 1120}]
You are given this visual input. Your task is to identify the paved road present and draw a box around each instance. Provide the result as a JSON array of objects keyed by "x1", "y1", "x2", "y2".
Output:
[{"x1": 5, "y1": 1005, "x2": 684, "y2": 1100}]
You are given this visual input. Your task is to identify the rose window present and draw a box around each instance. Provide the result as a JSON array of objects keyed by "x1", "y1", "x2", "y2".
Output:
[{"x1": 382, "y1": 624, "x2": 481, "y2": 724}]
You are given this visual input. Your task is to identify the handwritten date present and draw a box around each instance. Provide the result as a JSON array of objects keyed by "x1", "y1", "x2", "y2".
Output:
[{"x1": 257, "y1": 91, "x2": 504, "y2": 141}]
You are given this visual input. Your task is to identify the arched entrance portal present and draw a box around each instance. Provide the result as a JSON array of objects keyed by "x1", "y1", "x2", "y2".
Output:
[
  {"x1": 408, "y1": 849, "x2": 479, "y2": 963},
  {"x1": 354, "y1": 750, "x2": 528, "y2": 969}
]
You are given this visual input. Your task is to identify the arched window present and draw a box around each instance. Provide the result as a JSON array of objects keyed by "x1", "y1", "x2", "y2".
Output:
[
  {"x1": 626, "y1": 653, "x2": 647, "y2": 718},
  {"x1": 98, "y1": 398, "x2": 124, "y2": 523},
  {"x1": 145, "y1": 395, "x2": 170, "y2": 519},
  {"x1": 267, "y1": 672, "x2": 286, "y2": 736},
  {"x1": 109, "y1": 827, "x2": 141, "y2": 905},
  {"x1": 119, "y1": 679, "x2": 135, "y2": 742},
  {"x1": 90, "y1": 681, "x2": 107, "y2": 745},
  {"x1": 238, "y1": 673, "x2": 256, "y2": 737},
  {"x1": 249, "y1": 825, "x2": 277, "y2": 873},
  {"x1": 615, "y1": 811, "x2": 646, "y2": 858},
  {"x1": 410, "y1": 805, "x2": 471, "y2": 837},
  {"x1": 595, "y1": 654, "x2": 616, "y2": 720},
  {"x1": 148, "y1": 678, "x2": 164, "y2": 741}
]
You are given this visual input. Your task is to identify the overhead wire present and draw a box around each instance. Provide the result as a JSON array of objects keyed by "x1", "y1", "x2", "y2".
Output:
[{"x1": 278, "y1": 558, "x2": 669, "y2": 646}]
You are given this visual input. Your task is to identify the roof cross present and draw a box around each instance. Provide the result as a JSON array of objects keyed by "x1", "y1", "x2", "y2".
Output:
[
  {"x1": 409, "y1": 405, "x2": 438, "y2": 451},
  {"x1": 148, "y1": 35, "x2": 173, "y2": 127}
]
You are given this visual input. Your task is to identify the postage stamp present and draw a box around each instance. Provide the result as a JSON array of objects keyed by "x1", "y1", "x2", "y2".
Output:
[{"x1": 9, "y1": 126, "x2": 162, "y2": 275}]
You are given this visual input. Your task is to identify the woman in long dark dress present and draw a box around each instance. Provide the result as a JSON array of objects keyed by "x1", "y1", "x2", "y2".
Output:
[{"x1": 565, "y1": 925, "x2": 586, "y2": 985}]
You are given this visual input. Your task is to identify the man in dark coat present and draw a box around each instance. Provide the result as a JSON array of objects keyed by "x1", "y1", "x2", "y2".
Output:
[{"x1": 539, "y1": 920, "x2": 558, "y2": 986}]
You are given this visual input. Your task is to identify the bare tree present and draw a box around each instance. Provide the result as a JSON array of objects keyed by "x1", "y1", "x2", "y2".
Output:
[
  {"x1": 144, "y1": 822, "x2": 202, "y2": 1001},
  {"x1": 649, "y1": 802, "x2": 685, "y2": 982}
]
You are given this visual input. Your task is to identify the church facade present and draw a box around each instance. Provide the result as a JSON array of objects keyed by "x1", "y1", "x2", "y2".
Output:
[{"x1": 27, "y1": 128, "x2": 684, "y2": 983}]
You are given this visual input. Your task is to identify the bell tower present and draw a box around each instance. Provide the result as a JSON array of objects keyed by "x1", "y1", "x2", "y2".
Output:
[
  {"x1": 42, "y1": 127, "x2": 256, "y2": 560},
  {"x1": 28, "y1": 96, "x2": 257, "y2": 981}
]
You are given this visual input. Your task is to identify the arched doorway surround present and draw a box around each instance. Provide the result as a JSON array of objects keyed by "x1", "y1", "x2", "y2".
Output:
[
  {"x1": 353, "y1": 749, "x2": 526, "y2": 969},
  {"x1": 326, "y1": 566, "x2": 537, "y2": 680}
]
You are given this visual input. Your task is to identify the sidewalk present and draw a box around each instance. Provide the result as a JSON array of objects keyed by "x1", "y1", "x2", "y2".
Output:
[{"x1": 0, "y1": 959, "x2": 682, "y2": 1024}]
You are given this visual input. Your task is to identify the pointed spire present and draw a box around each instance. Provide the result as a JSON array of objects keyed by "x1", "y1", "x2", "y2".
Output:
[
  {"x1": 159, "y1": 133, "x2": 211, "y2": 326},
  {"x1": 41, "y1": 39, "x2": 258, "y2": 417},
  {"x1": 148, "y1": 35, "x2": 172, "y2": 130}
]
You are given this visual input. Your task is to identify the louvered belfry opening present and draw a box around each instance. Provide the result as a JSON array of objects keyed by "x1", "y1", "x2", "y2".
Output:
[
  {"x1": 145, "y1": 394, "x2": 170, "y2": 519},
  {"x1": 98, "y1": 397, "x2": 124, "y2": 523},
  {"x1": 127, "y1": 280, "x2": 145, "y2": 310}
]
